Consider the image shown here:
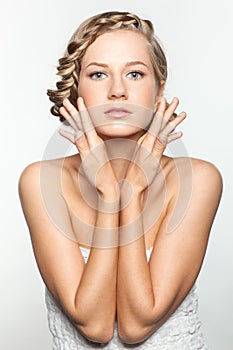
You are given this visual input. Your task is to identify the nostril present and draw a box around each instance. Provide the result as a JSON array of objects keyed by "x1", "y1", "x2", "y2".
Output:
[
  {"x1": 108, "y1": 80, "x2": 128, "y2": 100},
  {"x1": 109, "y1": 90, "x2": 128, "y2": 100}
]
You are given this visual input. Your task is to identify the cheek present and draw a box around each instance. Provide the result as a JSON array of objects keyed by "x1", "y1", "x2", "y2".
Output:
[
  {"x1": 77, "y1": 78, "x2": 87, "y2": 98},
  {"x1": 142, "y1": 91, "x2": 157, "y2": 110},
  {"x1": 78, "y1": 81, "x2": 103, "y2": 107},
  {"x1": 143, "y1": 80, "x2": 159, "y2": 106},
  {"x1": 78, "y1": 85, "x2": 92, "y2": 106}
]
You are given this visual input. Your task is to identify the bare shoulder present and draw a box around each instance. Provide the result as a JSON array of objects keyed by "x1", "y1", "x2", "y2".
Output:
[
  {"x1": 18, "y1": 158, "x2": 61, "y2": 193},
  {"x1": 18, "y1": 154, "x2": 79, "y2": 193},
  {"x1": 160, "y1": 156, "x2": 223, "y2": 237},
  {"x1": 163, "y1": 155, "x2": 222, "y2": 187},
  {"x1": 185, "y1": 157, "x2": 222, "y2": 192},
  {"x1": 162, "y1": 155, "x2": 223, "y2": 212},
  {"x1": 18, "y1": 156, "x2": 80, "y2": 243},
  {"x1": 18, "y1": 160, "x2": 42, "y2": 197},
  {"x1": 189, "y1": 156, "x2": 222, "y2": 175},
  {"x1": 190, "y1": 157, "x2": 223, "y2": 207}
]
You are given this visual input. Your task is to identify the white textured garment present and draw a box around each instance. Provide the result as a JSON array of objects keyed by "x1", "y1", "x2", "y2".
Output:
[{"x1": 45, "y1": 247, "x2": 208, "y2": 349}]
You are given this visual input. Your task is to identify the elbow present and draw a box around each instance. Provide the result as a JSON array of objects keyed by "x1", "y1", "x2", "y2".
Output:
[
  {"x1": 64, "y1": 303, "x2": 115, "y2": 344},
  {"x1": 117, "y1": 306, "x2": 162, "y2": 344},
  {"x1": 75, "y1": 322, "x2": 115, "y2": 344},
  {"x1": 118, "y1": 323, "x2": 154, "y2": 345},
  {"x1": 81, "y1": 326, "x2": 114, "y2": 344},
  {"x1": 118, "y1": 331, "x2": 147, "y2": 345},
  {"x1": 118, "y1": 304, "x2": 172, "y2": 344}
]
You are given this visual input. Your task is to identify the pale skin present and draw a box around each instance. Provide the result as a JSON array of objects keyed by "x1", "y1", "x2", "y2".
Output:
[{"x1": 18, "y1": 30, "x2": 223, "y2": 344}]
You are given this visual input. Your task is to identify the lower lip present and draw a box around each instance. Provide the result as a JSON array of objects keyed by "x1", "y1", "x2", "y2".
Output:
[{"x1": 104, "y1": 111, "x2": 132, "y2": 119}]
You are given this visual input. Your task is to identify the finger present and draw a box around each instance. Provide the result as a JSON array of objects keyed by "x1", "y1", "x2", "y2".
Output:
[
  {"x1": 59, "y1": 127, "x2": 84, "y2": 143},
  {"x1": 162, "y1": 111, "x2": 187, "y2": 135},
  {"x1": 59, "y1": 128, "x2": 77, "y2": 143},
  {"x1": 62, "y1": 98, "x2": 78, "y2": 116},
  {"x1": 59, "y1": 127, "x2": 90, "y2": 157},
  {"x1": 78, "y1": 97, "x2": 101, "y2": 148},
  {"x1": 62, "y1": 98, "x2": 82, "y2": 130},
  {"x1": 60, "y1": 106, "x2": 79, "y2": 131},
  {"x1": 77, "y1": 97, "x2": 93, "y2": 132},
  {"x1": 74, "y1": 133, "x2": 90, "y2": 158},
  {"x1": 168, "y1": 112, "x2": 178, "y2": 122},
  {"x1": 157, "y1": 111, "x2": 186, "y2": 144},
  {"x1": 167, "y1": 131, "x2": 183, "y2": 143},
  {"x1": 141, "y1": 98, "x2": 166, "y2": 150},
  {"x1": 149, "y1": 97, "x2": 166, "y2": 137},
  {"x1": 163, "y1": 97, "x2": 179, "y2": 127}
]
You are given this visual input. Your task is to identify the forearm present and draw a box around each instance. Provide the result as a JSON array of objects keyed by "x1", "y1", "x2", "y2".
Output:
[
  {"x1": 73, "y1": 192, "x2": 119, "y2": 340},
  {"x1": 117, "y1": 192, "x2": 156, "y2": 339}
]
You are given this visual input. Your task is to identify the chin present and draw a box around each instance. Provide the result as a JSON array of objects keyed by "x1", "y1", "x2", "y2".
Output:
[{"x1": 95, "y1": 124, "x2": 146, "y2": 140}]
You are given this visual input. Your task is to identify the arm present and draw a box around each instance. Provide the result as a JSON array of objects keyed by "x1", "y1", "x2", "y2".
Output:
[
  {"x1": 18, "y1": 98, "x2": 120, "y2": 344},
  {"x1": 117, "y1": 98, "x2": 223, "y2": 343},
  {"x1": 117, "y1": 159, "x2": 222, "y2": 344}
]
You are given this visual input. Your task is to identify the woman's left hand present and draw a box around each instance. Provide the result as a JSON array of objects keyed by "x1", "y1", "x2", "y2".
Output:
[{"x1": 122, "y1": 97, "x2": 186, "y2": 195}]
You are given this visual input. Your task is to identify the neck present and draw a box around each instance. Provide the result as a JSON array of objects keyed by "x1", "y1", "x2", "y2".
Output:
[{"x1": 99, "y1": 131, "x2": 146, "y2": 182}]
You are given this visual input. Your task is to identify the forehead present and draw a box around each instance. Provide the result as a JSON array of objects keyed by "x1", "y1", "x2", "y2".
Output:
[{"x1": 81, "y1": 29, "x2": 151, "y2": 65}]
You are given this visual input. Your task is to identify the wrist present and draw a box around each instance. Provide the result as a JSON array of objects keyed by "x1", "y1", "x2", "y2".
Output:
[
  {"x1": 98, "y1": 185, "x2": 120, "y2": 201},
  {"x1": 97, "y1": 188, "x2": 120, "y2": 214},
  {"x1": 120, "y1": 180, "x2": 143, "y2": 207}
]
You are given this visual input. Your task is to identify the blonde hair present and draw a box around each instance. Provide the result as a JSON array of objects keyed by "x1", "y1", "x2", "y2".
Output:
[{"x1": 47, "y1": 11, "x2": 168, "y2": 122}]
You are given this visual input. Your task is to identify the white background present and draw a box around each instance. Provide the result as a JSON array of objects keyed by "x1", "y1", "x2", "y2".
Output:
[{"x1": 1, "y1": 0, "x2": 232, "y2": 349}]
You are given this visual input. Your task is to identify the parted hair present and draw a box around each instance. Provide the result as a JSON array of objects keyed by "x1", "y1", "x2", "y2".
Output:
[{"x1": 47, "y1": 11, "x2": 168, "y2": 122}]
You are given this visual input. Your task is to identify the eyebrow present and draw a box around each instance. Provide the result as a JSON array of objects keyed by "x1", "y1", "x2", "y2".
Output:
[{"x1": 84, "y1": 60, "x2": 149, "y2": 69}]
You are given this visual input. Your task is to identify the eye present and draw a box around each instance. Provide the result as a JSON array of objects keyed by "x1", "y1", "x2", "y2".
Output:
[
  {"x1": 127, "y1": 71, "x2": 144, "y2": 80},
  {"x1": 89, "y1": 72, "x2": 107, "y2": 80}
]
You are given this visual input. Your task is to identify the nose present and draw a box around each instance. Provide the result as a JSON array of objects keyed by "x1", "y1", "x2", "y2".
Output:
[{"x1": 107, "y1": 77, "x2": 128, "y2": 100}]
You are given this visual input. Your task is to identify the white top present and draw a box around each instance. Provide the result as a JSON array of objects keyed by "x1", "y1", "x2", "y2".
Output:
[{"x1": 45, "y1": 246, "x2": 208, "y2": 349}]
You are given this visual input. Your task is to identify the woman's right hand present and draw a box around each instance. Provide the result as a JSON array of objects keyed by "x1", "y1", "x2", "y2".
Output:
[{"x1": 59, "y1": 97, "x2": 119, "y2": 201}]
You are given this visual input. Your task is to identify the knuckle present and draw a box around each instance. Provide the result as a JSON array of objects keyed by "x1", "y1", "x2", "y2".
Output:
[
  {"x1": 75, "y1": 134, "x2": 89, "y2": 150},
  {"x1": 153, "y1": 139, "x2": 166, "y2": 152},
  {"x1": 158, "y1": 132, "x2": 167, "y2": 144}
]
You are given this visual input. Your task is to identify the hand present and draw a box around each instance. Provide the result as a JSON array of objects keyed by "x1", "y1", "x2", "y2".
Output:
[
  {"x1": 59, "y1": 97, "x2": 119, "y2": 201},
  {"x1": 122, "y1": 97, "x2": 186, "y2": 195}
]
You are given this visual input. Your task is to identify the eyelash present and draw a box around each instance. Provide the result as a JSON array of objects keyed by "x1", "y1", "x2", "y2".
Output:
[
  {"x1": 89, "y1": 71, "x2": 145, "y2": 80},
  {"x1": 128, "y1": 71, "x2": 144, "y2": 80},
  {"x1": 89, "y1": 72, "x2": 106, "y2": 80}
]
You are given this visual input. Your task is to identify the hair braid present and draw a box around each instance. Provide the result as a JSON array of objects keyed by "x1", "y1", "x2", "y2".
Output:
[{"x1": 47, "y1": 11, "x2": 167, "y2": 122}]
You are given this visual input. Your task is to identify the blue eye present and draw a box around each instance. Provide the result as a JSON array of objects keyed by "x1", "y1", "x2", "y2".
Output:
[
  {"x1": 127, "y1": 71, "x2": 144, "y2": 80},
  {"x1": 90, "y1": 72, "x2": 106, "y2": 80}
]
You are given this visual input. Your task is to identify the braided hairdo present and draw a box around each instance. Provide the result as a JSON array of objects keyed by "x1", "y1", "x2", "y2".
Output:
[{"x1": 47, "y1": 11, "x2": 168, "y2": 122}]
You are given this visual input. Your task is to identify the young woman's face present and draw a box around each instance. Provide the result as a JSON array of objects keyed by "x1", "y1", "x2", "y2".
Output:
[{"x1": 78, "y1": 29, "x2": 163, "y2": 138}]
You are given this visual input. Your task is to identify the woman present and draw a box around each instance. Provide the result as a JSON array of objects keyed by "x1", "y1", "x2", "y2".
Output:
[{"x1": 18, "y1": 11, "x2": 222, "y2": 349}]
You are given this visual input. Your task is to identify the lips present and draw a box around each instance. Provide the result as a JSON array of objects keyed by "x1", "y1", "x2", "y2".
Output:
[{"x1": 104, "y1": 107, "x2": 132, "y2": 119}]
